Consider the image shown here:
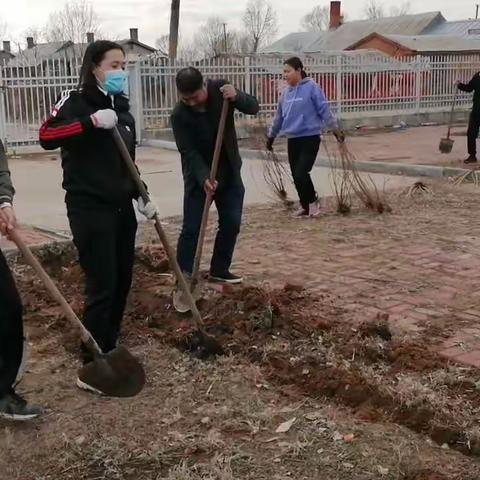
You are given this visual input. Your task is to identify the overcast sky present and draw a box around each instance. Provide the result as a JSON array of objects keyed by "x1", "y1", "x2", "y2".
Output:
[{"x1": 1, "y1": 0, "x2": 478, "y2": 47}]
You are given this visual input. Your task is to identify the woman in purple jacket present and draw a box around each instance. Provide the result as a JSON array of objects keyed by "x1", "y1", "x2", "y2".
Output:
[{"x1": 267, "y1": 57, "x2": 343, "y2": 218}]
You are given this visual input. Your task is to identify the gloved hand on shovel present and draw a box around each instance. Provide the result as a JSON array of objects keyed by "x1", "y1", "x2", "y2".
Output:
[
  {"x1": 90, "y1": 109, "x2": 118, "y2": 129},
  {"x1": 137, "y1": 197, "x2": 159, "y2": 220}
]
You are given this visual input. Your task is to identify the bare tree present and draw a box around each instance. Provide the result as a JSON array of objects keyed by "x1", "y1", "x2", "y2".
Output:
[
  {"x1": 156, "y1": 34, "x2": 169, "y2": 57},
  {"x1": 24, "y1": 27, "x2": 44, "y2": 44},
  {"x1": 301, "y1": 5, "x2": 330, "y2": 32},
  {"x1": 242, "y1": 0, "x2": 278, "y2": 53},
  {"x1": 169, "y1": 0, "x2": 180, "y2": 59},
  {"x1": 234, "y1": 33, "x2": 252, "y2": 54},
  {"x1": 157, "y1": 32, "x2": 200, "y2": 60},
  {"x1": 177, "y1": 40, "x2": 201, "y2": 62},
  {"x1": 363, "y1": 0, "x2": 384, "y2": 20},
  {"x1": 389, "y1": 1, "x2": 411, "y2": 16},
  {"x1": 44, "y1": 0, "x2": 101, "y2": 45},
  {"x1": 195, "y1": 17, "x2": 238, "y2": 57}
]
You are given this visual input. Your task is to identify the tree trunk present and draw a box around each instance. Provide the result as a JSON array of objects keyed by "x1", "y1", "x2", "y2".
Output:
[
  {"x1": 169, "y1": 0, "x2": 180, "y2": 60},
  {"x1": 253, "y1": 36, "x2": 259, "y2": 54}
]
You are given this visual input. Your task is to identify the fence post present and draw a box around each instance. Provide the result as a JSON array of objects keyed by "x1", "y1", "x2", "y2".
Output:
[
  {"x1": 244, "y1": 56, "x2": 251, "y2": 94},
  {"x1": 128, "y1": 60, "x2": 144, "y2": 145},
  {"x1": 415, "y1": 55, "x2": 422, "y2": 113},
  {"x1": 336, "y1": 54, "x2": 342, "y2": 117},
  {"x1": 0, "y1": 62, "x2": 7, "y2": 147}
]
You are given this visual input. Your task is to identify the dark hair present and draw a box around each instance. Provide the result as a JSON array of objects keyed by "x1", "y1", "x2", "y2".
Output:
[
  {"x1": 284, "y1": 56, "x2": 307, "y2": 79},
  {"x1": 175, "y1": 67, "x2": 204, "y2": 94},
  {"x1": 78, "y1": 40, "x2": 125, "y2": 93}
]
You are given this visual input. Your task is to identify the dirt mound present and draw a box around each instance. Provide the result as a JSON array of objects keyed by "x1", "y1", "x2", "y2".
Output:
[
  {"x1": 262, "y1": 351, "x2": 478, "y2": 456},
  {"x1": 359, "y1": 314, "x2": 392, "y2": 341},
  {"x1": 126, "y1": 282, "x2": 339, "y2": 356}
]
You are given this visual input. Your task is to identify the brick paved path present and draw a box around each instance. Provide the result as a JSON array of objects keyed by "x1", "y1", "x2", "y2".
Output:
[
  {"x1": 0, "y1": 226, "x2": 63, "y2": 251},
  {"x1": 160, "y1": 182, "x2": 480, "y2": 367}
]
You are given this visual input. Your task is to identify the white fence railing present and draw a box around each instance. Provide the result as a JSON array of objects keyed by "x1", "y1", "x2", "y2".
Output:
[{"x1": 1, "y1": 53, "x2": 479, "y2": 148}]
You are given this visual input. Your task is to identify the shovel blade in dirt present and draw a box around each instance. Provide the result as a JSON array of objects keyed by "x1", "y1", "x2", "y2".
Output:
[
  {"x1": 10, "y1": 230, "x2": 147, "y2": 398},
  {"x1": 79, "y1": 346, "x2": 146, "y2": 398},
  {"x1": 172, "y1": 283, "x2": 202, "y2": 314}
]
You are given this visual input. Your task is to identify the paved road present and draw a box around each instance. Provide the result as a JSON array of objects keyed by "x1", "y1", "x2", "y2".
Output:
[{"x1": 8, "y1": 147, "x2": 412, "y2": 232}]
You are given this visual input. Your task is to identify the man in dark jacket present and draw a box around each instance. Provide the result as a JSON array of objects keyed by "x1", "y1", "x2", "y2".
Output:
[
  {"x1": 457, "y1": 74, "x2": 480, "y2": 163},
  {"x1": 0, "y1": 139, "x2": 42, "y2": 420},
  {"x1": 171, "y1": 67, "x2": 259, "y2": 283}
]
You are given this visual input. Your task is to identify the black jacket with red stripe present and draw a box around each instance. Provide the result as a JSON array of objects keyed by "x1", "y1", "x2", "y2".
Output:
[{"x1": 39, "y1": 86, "x2": 138, "y2": 210}]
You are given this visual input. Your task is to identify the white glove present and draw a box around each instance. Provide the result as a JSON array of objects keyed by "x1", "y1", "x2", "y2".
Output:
[
  {"x1": 137, "y1": 196, "x2": 158, "y2": 220},
  {"x1": 91, "y1": 109, "x2": 118, "y2": 129}
]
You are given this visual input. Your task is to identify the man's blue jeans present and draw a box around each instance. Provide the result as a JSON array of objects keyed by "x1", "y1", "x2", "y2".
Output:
[{"x1": 177, "y1": 177, "x2": 245, "y2": 276}]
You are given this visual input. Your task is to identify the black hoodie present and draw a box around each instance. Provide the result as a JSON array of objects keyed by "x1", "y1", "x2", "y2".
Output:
[
  {"x1": 458, "y1": 73, "x2": 480, "y2": 113},
  {"x1": 39, "y1": 87, "x2": 138, "y2": 211}
]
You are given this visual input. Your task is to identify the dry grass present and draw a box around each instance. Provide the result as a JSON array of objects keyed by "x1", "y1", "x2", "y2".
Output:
[
  {"x1": 452, "y1": 169, "x2": 480, "y2": 187},
  {"x1": 324, "y1": 137, "x2": 353, "y2": 215},
  {"x1": 252, "y1": 132, "x2": 294, "y2": 209},
  {"x1": 338, "y1": 141, "x2": 391, "y2": 214},
  {"x1": 324, "y1": 136, "x2": 391, "y2": 214},
  {"x1": 404, "y1": 181, "x2": 433, "y2": 198}
]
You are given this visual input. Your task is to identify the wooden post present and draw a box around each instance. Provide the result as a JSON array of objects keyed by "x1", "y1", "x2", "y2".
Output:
[{"x1": 169, "y1": 0, "x2": 180, "y2": 60}]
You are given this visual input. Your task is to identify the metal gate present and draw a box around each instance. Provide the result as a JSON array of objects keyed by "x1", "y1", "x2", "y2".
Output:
[{"x1": 0, "y1": 57, "x2": 80, "y2": 148}]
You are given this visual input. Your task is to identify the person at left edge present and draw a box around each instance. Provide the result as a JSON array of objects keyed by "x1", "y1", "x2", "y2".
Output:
[
  {"x1": 0, "y1": 139, "x2": 43, "y2": 420},
  {"x1": 39, "y1": 40, "x2": 157, "y2": 394}
]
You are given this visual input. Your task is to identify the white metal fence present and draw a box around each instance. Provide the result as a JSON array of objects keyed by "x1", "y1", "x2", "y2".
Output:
[{"x1": 1, "y1": 52, "x2": 480, "y2": 148}]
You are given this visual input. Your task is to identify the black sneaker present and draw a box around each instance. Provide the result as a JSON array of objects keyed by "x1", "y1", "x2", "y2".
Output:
[
  {"x1": 464, "y1": 155, "x2": 477, "y2": 164},
  {"x1": 210, "y1": 271, "x2": 244, "y2": 284},
  {"x1": 0, "y1": 392, "x2": 43, "y2": 421}
]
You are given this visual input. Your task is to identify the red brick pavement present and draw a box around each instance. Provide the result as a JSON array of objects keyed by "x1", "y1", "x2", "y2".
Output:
[
  {"x1": 157, "y1": 183, "x2": 480, "y2": 367},
  {"x1": 0, "y1": 226, "x2": 62, "y2": 251}
]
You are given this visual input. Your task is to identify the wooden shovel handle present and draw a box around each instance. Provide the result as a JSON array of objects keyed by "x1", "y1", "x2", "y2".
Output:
[
  {"x1": 9, "y1": 229, "x2": 102, "y2": 355},
  {"x1": 190, "y1": 99, "x2": 230, "y2": 289},
  {"x1": 111, "y1": 127, "x2": 206, "y2": 330}
]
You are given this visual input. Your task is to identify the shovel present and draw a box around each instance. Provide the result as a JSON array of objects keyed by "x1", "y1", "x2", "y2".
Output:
[
  {"x1": 112, "y1": 128, "x2": 224, "y2": 358},
  {"x1": 439, "y1": 90, "x2": 457, "y2": 154},
  {"x1": 173, "y1": 99, "x2": 230, "y2": 314},
  {"x1": 10, "y1": 229, "x2": 145, "y2": 397}
]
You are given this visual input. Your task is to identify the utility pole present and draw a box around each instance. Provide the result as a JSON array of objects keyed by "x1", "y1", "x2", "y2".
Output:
[
  {"x1": 477, "y1": 4, "x2": 479, "y2": 19},
  {"x1": 223, "y1": 23, "x2": 228, "y2": 54},
  {"x1": 169, "y1": 0, "x2": 180, "y2": 60}
]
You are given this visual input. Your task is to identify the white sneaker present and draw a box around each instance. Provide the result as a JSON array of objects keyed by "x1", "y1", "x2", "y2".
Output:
[
  {"x1": 291, "y1": 206, "x2": 308, "y2": 218},
  {"x1": 308, "y1": 200, "x2": 321, "y2": 218}
]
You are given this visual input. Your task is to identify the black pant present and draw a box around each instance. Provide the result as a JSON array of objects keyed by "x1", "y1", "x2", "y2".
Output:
[
  {"x1": 177, "y1": 177, "x2": 245, "y2": 276},
  {"x1": 287, "y1": 135, "x2": 321, "y2": 209},
  {"x1": 467, "y1": 111, "x2": 480, "y2": 157},
  {"x1": 0, "y1": 251, "x2": 23, "y2": 397},
  {"x1": 68, "y1": 204, "x2": 137, "y2": 353}
]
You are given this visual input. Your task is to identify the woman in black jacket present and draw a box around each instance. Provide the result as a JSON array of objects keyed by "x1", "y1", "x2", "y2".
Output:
[{"x1": 39, "y1": 41, "x2": 156, "y2": 392}]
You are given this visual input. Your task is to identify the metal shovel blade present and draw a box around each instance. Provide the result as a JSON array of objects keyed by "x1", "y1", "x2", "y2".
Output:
[
  {"x1": 78, "y1": 346, "x2": 146, "y2": 398},
  {"x1": 439, "y1": 137, "x2": 454, "y2": 154},
  {"x1": 172, "y1": 283, "x2": 202, "y2": 314}
]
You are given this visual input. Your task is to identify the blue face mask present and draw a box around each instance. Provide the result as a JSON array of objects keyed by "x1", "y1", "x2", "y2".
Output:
[{"x1": 102, "y1": 70, "x2": 128, "y2": 95}]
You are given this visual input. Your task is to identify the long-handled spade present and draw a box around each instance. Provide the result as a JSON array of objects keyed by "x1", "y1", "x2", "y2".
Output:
[
  {"x1": 112, "y1": 128, "x2": 224, "y2": 358},
  {"x1": 173, "y1": 99, "x2": 230, "y2": 314},
  {"x1": 10, "y1": 230, "x2": 146, "y2": 397},
  {"x1": 439, "y1": 90, "x2": 458, "y2": 154}
]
